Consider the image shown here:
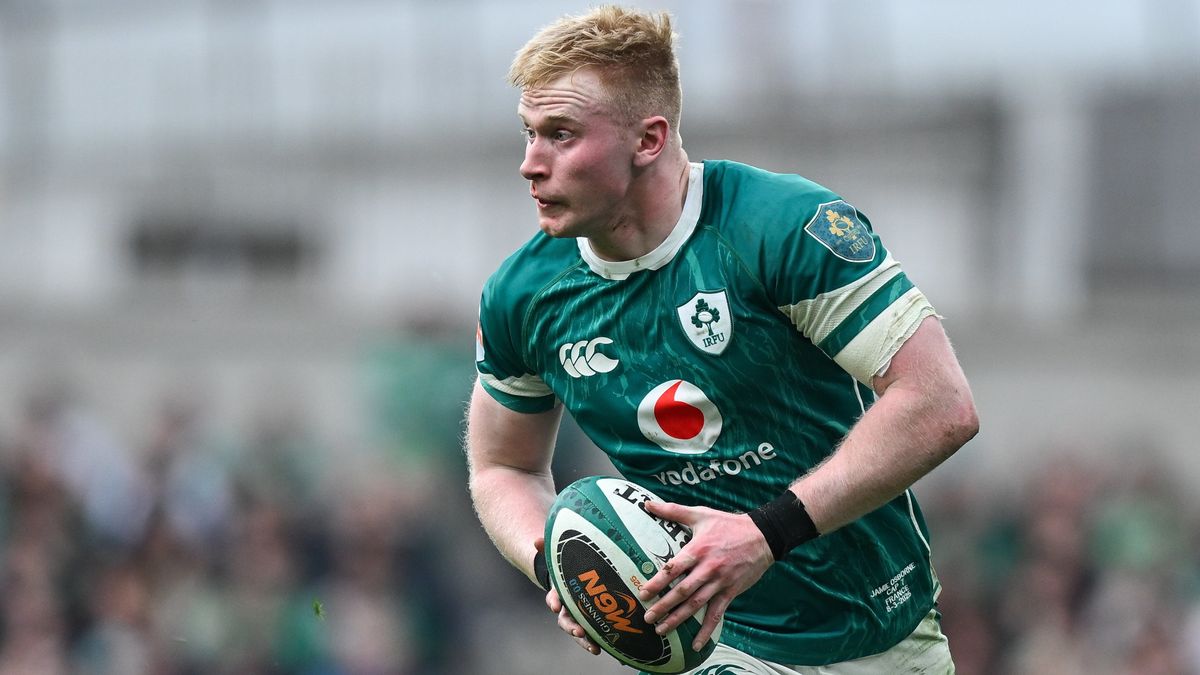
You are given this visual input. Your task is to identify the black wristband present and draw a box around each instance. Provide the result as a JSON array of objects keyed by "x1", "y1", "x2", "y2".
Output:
[
  {"x1": 533, "y1": 550, "x2": 551, "y2": 591},
  {"x1": 747, "y1": 490, "x2": 820, "y2": 562}
]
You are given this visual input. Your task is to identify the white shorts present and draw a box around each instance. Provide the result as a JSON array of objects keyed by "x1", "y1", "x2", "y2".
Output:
[{"x1": 669, "y1": 608, "x2": 953, "y2": 675}]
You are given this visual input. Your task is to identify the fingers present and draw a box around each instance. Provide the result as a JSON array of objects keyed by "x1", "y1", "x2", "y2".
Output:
[
  {"x1": 644, "y1": 578, "x2": 728, "y2": 652},
  {"x1": 649, "y1": 576, "x2": 720, "y2": 637},
  {"x1": 692, "y1": 592, "x2": 731, "y2": 650},
  {"x1": 558, "y1": 607, "x2": 601, "y2": 655},
  {"x1": 639, "y1": 551, "x2": 697, "y2": 600},
  {"x1": 643, "y1": 499, "x2": 694, "y2": 524},
  {"x1": 638, "y1": 501, "x2": 706, "y2": 599},
  {"x1": 641, "y1": 557, "x2": 698, "y2": 622},
  {"x1": 545, "y1": 587, "x2": 562, "y2": 613},
  {"x1": 547, "y1": 587, "x2": 600, "y2": 655}
]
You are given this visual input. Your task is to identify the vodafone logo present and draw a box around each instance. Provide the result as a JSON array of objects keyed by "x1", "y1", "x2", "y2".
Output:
[{"x1": 637, "y1": 380, "x2": 722, "y2": 455}]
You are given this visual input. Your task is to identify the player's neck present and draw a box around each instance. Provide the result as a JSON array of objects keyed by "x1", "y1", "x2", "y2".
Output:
[{"x1": 586, "y1": 151, "x2": 691, "y2": 262}]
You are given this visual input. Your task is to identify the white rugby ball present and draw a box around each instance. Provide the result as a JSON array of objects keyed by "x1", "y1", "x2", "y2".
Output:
[{"x1": 544, "y1": 476, "x2": 722, "y2": 673}]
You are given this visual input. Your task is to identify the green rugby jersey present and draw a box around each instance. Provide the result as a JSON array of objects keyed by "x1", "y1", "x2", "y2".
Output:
[{"x1": 476, "y1": 160, "x2": 940, "y2": 665}]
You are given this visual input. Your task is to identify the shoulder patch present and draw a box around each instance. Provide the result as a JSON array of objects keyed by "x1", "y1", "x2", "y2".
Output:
[{"x1": 804, "y1": 200, "x2": 876, "y2": 263}]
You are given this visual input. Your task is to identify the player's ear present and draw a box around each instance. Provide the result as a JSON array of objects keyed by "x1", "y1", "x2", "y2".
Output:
[{"x1": 632, "y1": 116, "x2": 670, "y2": 167}]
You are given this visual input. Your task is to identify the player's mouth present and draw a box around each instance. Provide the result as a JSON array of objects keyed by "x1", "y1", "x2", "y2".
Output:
[{"x1": 531, "y1": 189, "x2": 564, "y2": 211}]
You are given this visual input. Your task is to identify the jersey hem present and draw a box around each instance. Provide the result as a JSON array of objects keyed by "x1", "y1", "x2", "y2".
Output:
[
  {"x1": 717, "y1": 597, "x2": 936, "y2": 667},
  {"x1": 478, "y1": 378, "x2": 555, "y2": 414}
]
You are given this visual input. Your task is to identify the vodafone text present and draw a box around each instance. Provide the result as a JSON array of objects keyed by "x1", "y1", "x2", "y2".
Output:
[{"x1": 652, "y1": 443, "x2": 778, "y2": 486}]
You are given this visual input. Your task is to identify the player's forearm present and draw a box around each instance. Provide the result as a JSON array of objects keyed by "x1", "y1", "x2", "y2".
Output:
[
  {"x1": 792, "y1": 372, "x2": 977, "y2": 534},
  {"x1": 464, "y1": 381, "x2": 563, "y2": 584},
  {"x1": 469, "y1": 463, "x2": 557, "y2": 583}
]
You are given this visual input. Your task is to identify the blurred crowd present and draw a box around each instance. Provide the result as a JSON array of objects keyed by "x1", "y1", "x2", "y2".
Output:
[
  {"x1": 927, "y1": 454, "x2": 1200, "y2": 675},
  {"x1": 0, "y1": 337, "x2": 472, "y2": 675},
  {"x1": 0, "y1": 347, "x2": 1197, "y2": 674}
]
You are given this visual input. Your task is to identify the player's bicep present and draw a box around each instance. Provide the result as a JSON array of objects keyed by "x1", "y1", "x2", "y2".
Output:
[
  {"x1": 871, "y1": 315, "x2": 969, "y2": 400},
  {"x1": 869, "y1": 315, "x2": 979, "y2": 452},
  {"x1": 466, "y1": 379, "x2": 563, "y2": 476}
]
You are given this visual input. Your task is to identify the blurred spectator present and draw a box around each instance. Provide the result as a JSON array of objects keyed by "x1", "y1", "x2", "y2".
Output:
[
  {"x1": 927, "y1": 450, "x2": 1199, "y2": 675},
  {"x1": 14, "y1": 383, "x2": 153, "y2": 550},
  {"x1": 143, "y1": 392, "x2": 236, "y2": 555},
  {"x1": 72, "y1": 561, "x2": 153, "y2": 675}
]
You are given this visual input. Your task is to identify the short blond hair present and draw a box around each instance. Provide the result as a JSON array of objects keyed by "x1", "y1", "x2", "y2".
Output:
[{"x1": 509, "y1": 6, "x2": 682, "y2": 130}]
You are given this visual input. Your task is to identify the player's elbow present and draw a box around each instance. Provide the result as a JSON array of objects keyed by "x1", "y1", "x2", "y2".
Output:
[{"x1": 941, "y1": 389, "x2": 979, "y2": 455}]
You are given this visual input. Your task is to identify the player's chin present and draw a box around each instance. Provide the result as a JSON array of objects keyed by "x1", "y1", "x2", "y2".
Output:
[{"x1": 537, "y1": 214, "x2": 580, "y2": 239}]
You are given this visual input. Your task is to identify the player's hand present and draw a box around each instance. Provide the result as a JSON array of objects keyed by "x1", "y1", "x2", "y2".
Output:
[
  {"x1": 535, "y1": 537, "x2": 600, "y2": 656},
  {"x1": 545, "y1": 586, "x2": 601, "y2": 655},
  {"x1": 637, "y1": 500, "x2": 773, "y2": 650}
]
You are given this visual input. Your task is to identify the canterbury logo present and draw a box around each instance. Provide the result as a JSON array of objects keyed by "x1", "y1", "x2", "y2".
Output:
[{"x1": 559, "y1": 337, "x2": 619, "y2": 378}]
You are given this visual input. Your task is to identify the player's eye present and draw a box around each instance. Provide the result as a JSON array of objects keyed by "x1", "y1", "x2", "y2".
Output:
[
  {"x1": 520, "y1": 127, "x2": 535, "y2": 143},
  {"x1": 552, "y1": 129, "x2": 573, "y2": 142}
]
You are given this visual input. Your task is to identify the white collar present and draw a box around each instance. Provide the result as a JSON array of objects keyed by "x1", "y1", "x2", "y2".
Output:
[{"x1": 577, "y1": 162, "x2": 704, "y2": 281}]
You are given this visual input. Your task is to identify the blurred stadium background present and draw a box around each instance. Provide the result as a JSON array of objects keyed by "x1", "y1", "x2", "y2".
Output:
[{"x1": 1, "y1": 0, "x2": 1198, "y2": 673}]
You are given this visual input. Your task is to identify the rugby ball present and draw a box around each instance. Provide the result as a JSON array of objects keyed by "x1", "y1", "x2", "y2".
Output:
[{"x1": 544, "y1": 476, "x2": 722, "y2": 673}]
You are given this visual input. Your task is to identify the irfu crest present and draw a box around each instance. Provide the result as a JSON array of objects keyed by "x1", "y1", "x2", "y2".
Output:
[
  {"x1": 676, "y1": 290, "x2": 732, "y2": 355},
  {"x1": 691, "y1": 299, "x2": 721, "y2": 336},
  {"x1": 804, "y1": 200, "x2": 876, "y2": 263}
]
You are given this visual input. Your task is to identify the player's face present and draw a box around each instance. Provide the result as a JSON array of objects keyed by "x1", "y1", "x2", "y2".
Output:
[{"x1": 517, "y1": 69, "x2": 639, "y2": 240}]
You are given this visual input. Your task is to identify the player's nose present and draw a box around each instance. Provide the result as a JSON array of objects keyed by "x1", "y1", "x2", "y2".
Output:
[{"x1": 520, "y1": 140, "x2": 548, "y2": 181}]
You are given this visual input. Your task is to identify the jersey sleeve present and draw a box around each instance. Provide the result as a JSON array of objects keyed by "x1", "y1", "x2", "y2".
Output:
[
  {"x1": 475, "y1": 274, "x2": 557, "y2": 414},
  {"x1": 767, "y1": 198, "x2": 938, "y2": 386}
]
